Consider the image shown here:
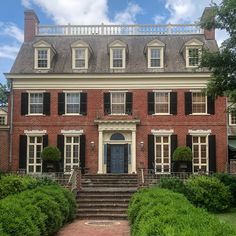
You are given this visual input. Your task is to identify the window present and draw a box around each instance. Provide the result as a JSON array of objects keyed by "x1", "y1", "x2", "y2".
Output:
[
  {"x1": 0, "y1": 116, "x2": 6, "y2": 125},
  {"x1": 155, "y1": 92, "x2": 169, "y2": 114},
  {"x1": 192, "y1": 92, "x2": 207, "y2": 114},
  {"x1": 155, "y1": 136, "x2": 170, "y2": 173},
  {"x1": 150, "y1": 48, "x2": 161, "y2": 68},
  {"x1": 192, "y1": 136, "x2": 208, "y2": 173},
  {"x1": 112, "y1": 48, "x2": 124, "y2": 68},
  {"x1": 27, "y1": 136, "x2": 43, "y2": 173},
  {"x1": 187, "y1": 47, "x2": 201, "y2": 67},
  {"x1": 66, "y1": 93, "x2": 80, "y2": 114},
  {"x1": 29, "y1": 93, "x2": 43, "y2": 114},
  {"x1": 65, "y1": 136, "x2": 80, "y2": 172},
  {"x1": 111, "y1": 92, "x2": 126, "y2": 114},
  {"x1": 37, "y1": 49, "x2": 49, "y2": 68},
  {"x1": 74, "y1": 48, "x2": 87, "y2": 69},
  {"x1": 230, "y1": 112, "x2": 236, "y2": 125}
]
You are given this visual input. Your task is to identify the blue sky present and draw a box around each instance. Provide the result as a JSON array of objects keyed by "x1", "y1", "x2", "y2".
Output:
[{"x1": 0, "y1": 0, "x2": 226, "y2": 84}]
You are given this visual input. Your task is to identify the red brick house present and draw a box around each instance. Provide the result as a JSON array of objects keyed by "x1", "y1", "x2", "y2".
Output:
[{"x1": 4, "y1": 8, "x2": 228, "y2": 175}]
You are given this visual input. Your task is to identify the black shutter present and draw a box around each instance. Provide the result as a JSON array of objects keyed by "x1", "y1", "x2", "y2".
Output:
[
  {"x1": 148, "y1": 92, "x2": 155, "y2": 115},
  {"x1": 107, "y1": 144, "x2": 111, "y2": 173},
  {"x1": 209, "y1": 135, "x2": 216, "y2": 172},
  {"x1": 207, "y1": 96, "x2": 215, "y2": 115},
  {"x1": 170, "y1": 92, "x2": 177, "y2": 115},
  {"x1": 186, "y1": 135, "x2": 192, "y2": 149},
  {"x1": 43, "y1": 135, "x2": 48, "y2": 148},
  {"x1": 148, "y1": 135, "x2": 155, "y2": 170},
  {"x1": 124, "y1": 144, "x2": 128, "y2": 173},
  {"x1": 43, "y1": 93, "x2": 50, "y2": 116},
  {"x1": 58, "y1": 93, "x2": 65, "y2": 115},
  {"x1": 19, "y1": 135, "x2": 27, "y2": 170},
  {"x1": 57, "y1": 135, "x2": 64, "y2": 172},
  {"x1": 80, "y1": 92, "x2": 87, "y2": 115},
  {"x1": 171, "y1": 135, "x2": 178, "y2": 159},
  {"x1": 21, "y1": 93, "x2": 28, "y2": 115},
  {"x1": 104, "y1": 93, "x2": 111, "y2": 115},
  {"x1": 80, "y1": 135, "x2": 86, "y2": 174},
  {"x1": 126, "y1": 92, "x2": 133, "y2": 115},
  {"x1": 185, "y1": 92, "x2": 192, "y2": 115}
]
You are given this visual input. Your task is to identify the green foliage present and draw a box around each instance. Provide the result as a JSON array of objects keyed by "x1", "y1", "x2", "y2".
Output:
[
  {"x1": 0, "y1": 83, "x2": 9, "y2": 106},
  {"x1": 0, "y1": 184, "x2": 76, "y2": 236},
  {"x1": 41, "y1": 146, "x2": 61, "y2": 161},
  {"x1": 128, "y1": 188, "x2": 236, "y2": 236},
  {"x1": 185, "y1": 175, "x2": 232, "y2": 212},
  {"x1": 173, "y1": 146, "x2": 192, "y2": 162},
  {"x1": 158, "y1": 177, "x2": 187, "y2": 195},
  {"x1": 214, "y1": 173, "x2": 236, "y2": 207}
]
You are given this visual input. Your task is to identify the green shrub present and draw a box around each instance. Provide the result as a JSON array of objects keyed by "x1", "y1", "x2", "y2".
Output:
[
  {"x1": 213, "y1": 173, "x2": 236, "y2": 207},
  {"x1": 128, "y1": 188, "x2": 236, "y2": 236},
  {"x1": 173, "y1": 146, "x2": 192, "y2": 161},
  {"x1": 158, "y1": 177, "x2": 186, "y2": 194},
  {"x1": 185, "y1": 175, "x2": 232, "y2": 212},
  {"x1": 41, "y1": 146, "x2": 61, "y2": 161}
]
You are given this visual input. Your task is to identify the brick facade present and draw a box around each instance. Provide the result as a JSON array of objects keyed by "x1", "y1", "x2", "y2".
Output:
[{"x1": 0, "y1": 127, "x2": 9, "y2": 172}]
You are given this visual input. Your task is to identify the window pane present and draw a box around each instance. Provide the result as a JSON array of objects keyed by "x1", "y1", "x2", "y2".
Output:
[
  {"x1": 193, "y1": 137, "x2": 198, "y2": 143},
  {"x1": 156, "y1": 145, "x2": 161, "y2": 157},
  {"x1": 66, "y1": 93, "x2": 80, "y2": 113},
  {"x1": 66, "y1": 145, "x2": 71, "y2": 158},
  {"x1": 231, "y1": 113, "x2": 236, "y2": 124},
  {"x1": 66, "y1": 137, "x2": 72, "y2": 143},
  {"x1": 74, "y1": 137, "x2": 79, "y2": 143},
  {"x1": 29, "y1": 145, "x2": 34, "y2": 158},
  {"x1": 36, "y1": 166, "x2": 41, "y2": 172},
  {"x1": 156, "y1": 104, "x2": 168, "y2": 113},
  {"x1": 0, "y1": 116, "x2": 5, "y2": 125},
  {"x1": 73, "y1": 145, "x2": 79, "y2": 158},
  {"x1": 156, "y1": 165, "x2": 162, "y2": 172},
  {"x1": 163, "y1": 145, "x2": 169, "y2": 157},
  {"x1": 155, "y1": 92, "x2": 169, "y2": 113},
  {"x1": 192, "y1": 92, "x2": 206, "y2": 114},
  {"x1": 156, "y1": 136, "x2": 161, "y2": 143},
  {"x1": 30, "y1": 93, "x2": 43, "y2": 114},
  {"x1": 151, "y1": 59, "x2": 160, "y2": 67},
  {"x1": 29, "y1": 166, "x2": 34, "y2": 173},
  {"x1": 163, "y1": 136, "x2": 169, "y2": 143},
  {"x1": 111, "y1": 93, "x2": 125, "y2": 114}
]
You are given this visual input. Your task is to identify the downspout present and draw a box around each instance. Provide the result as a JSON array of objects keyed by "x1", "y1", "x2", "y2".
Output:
[
  {"x1": 9, "y1": 79, "x2": 13, "y2": 170},
  {"x1": 226, "y1": 97, "x2": 229, "y2": 172}
]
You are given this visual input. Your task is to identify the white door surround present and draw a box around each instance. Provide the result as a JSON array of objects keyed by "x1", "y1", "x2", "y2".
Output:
[{"x1": 94, "y1": 119, "x2": 140, "y2": 174}]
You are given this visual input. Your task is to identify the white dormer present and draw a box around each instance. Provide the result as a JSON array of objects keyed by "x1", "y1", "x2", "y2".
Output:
[
  {"x1": 33, "y1": 40, "x2": 55, "y2": 70},
  {"x1": 0, "y1": 107, "x2": 7, "y2": 125},
  {"x1": 109, "y1": 40, "x2": 127, "y2": 69},
  {"x1": 71, "y1": 40, "x2": 92, "y2": 70},
  {"x1": 184, "y1": 38, "x2": 203, "y2": 68},
  {"x1": 145, "y1": 39, "x2": 165, "y2": 69}
]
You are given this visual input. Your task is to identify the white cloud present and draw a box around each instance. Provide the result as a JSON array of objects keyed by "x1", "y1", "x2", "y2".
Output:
[
  {"x1": 153, "y1": 15, "x2": 165, "y2": 24},
  {"x1": 0, "y1": 23, "x2": 24, "y2": 43},
  {"x1": 21, "y1": 0, "x2": 31, "y2": 8},
  {"x1": 0, "y1": 45, "x2": 20, "y2": 60}
]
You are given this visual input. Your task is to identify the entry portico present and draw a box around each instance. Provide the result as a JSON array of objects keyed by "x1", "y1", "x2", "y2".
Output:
[{"x1": 95, "y1": 119, "x2": 140, "y2": 174}]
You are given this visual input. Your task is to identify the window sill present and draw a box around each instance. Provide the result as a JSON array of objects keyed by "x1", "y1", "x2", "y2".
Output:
[
  {"x1": 25, "y1": 114, "x2": 45, "y2": 116},
  {"x1": 109, "y1": 113, "x2": 128, "y2": 116},
  {"x1": 152, "y1": 113, "x2": 172, "y2": 116},
  {"x1": 62, "y1": 114, "x2": 82, "y2": 116},
  {"x1": 190, "y1": 113, "x2": 210, "y2": 116}
]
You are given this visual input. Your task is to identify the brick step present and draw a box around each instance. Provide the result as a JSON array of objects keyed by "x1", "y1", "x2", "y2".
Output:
[
  {"x1": 76, "y1": 213, "x2": 127, "y2": 220},
  {"x1": 77, "y1": 203, "x2": 129, "y2": 208},
  {"x1": 81, "y1": 183, "x2": 138, "y2": 188},
  {"x1": 77, "y1": 208, "x2": 127, "y2": 214},
  {"x1": 83, "y1": 174, "x2": 137, "y2": 179},
  {"x1": 77, "y1": 198, "x2": 131, "y2": 203}
]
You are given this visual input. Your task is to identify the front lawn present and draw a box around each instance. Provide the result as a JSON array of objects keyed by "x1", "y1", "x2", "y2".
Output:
[{"x1": 215, "y1": 209, "x2": 236, "y2": 231}]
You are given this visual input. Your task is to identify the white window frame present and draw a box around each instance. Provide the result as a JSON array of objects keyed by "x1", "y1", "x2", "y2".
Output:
[
  {"x1": 192, "y1": 135, "x2": 209, "y2": 173},
  {"x1": 72, "y1": 47, "x2": 88, "y2": 69},
  {"x1": 27, "y1": 135, "x2": 43, "y2": 174},
  {"x1": 191, "y1": 91, "x2": 207, "y2": 115},
  {"x1": 229, "y1": 112, "x2": 236, "y2": 126},
  {"x1": 110, "y1": 92, "x2": 126, "y2": 115},
  {"x1": 0, "y1": 115, "x2": 7, "y2": 125},
  {"x1": 28, "y1": 92, "x2": 44, "y2": 115},
  {"x1": 110, "y1": 48, "x2": 126, "y2": 69},
  {"x1": 65, "y1": 92, "x2": 81, "y2": 115},
  {"x1": 34, "y1": 48, "x2": 50, "y2": 69},
  {"x1": 154, "y1": 91, "x2": 170, "y2": 115},
  {"x1": 186, "y1": 46, "x2": 201, "y2": 68},
  {"x1": 64, "y1": 135, "x2": 80, "y2": 173},
  {"x1": 148, "y1": 47, "x2": 164, "y2": 68},
  {"x1": 154, "y1": 135, "x2": 171, "y2": 174}
]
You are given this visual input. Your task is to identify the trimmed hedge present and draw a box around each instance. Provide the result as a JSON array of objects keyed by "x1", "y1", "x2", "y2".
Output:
[
  {"x1": 173, "y1": 146, "x2": 192, "y2": 162},
  {"x1": 41, "y1": 146, "x2": 61, "y2": 161},
  {"x1": 185, "y1": 175, "x2": 232, "y2": 212},
  {"x1": 158, "y1": 177, "x2": 186, "y2": 195},
  {"x1": 128, "y1": 188, "x2": 236, "y2": 236},
  {"x1": 0, "y1": 184, "x2": 76, "y2": 236}
]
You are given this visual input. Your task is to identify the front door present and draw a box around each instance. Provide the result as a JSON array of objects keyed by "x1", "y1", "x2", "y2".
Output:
[{"x1": 107, "y1": 144, "x2": 128, "y2": 173}]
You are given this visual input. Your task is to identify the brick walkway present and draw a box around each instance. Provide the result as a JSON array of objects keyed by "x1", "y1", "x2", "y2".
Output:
[{"x1": 57, "y1": 220, "x2": 130, "y2": 236}]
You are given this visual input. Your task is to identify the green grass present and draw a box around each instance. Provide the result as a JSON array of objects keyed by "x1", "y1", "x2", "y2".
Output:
[{"x1": 215, "y1": 209, "x2": 236, "y2": 231}]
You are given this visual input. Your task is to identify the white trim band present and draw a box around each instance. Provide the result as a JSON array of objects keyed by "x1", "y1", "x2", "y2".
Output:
[
  {"x1": 24, "y1": 130, "x2": 47, "y2": 135},
  {"x1": 188, "y1": 129, "x2": 211, "y2": 135},
  {"x1": 151, "y1": 129, "x2": 174, "y2": 135},
  {"x1": 61, "y1": 129, "x2": 84, "y2": 135}
]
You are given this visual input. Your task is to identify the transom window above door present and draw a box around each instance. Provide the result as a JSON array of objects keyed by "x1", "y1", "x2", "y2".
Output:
[{"x1": 110, "y1": 133, "x2": 125, "y2": 140}]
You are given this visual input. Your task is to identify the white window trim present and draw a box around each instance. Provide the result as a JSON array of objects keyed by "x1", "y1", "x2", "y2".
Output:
[
  {"x1": 34, "y1": 48, "x2": 50, "y2": 70},
  {"x1": 110, "y1": 48, "x2": 126, "y2": 69},
  {"x1": 24, "y1": 130, "x2": 47, "y2": 135},
  {"x1": 72, "y1": 47, "x2": 89, "y2": 69},
  {"x1": 188, "y1": 129, "x2": 211, "y2": 136},
  {"x1": 229, "y1": 113, "x2": 236, "y2": 126},
  {"x1": 110, "y1": 92, "x2": 126, "y2": 115},
  {"x1": 0, "y1": 115, "x2": 7, "y2": 125},
  {"x1": 148, "y1": 47, "x2": 164, "y2": 69},
  {"x1": 65, "y1": 92, "x2": 81, "y2": 115},
  {"x1": 186, "y1": 46, "x2": 202, "y2": 68},
  {"x1": 151, "y1": 129, "x2": 174, "y2": 136},
  {"x1": 191, "y1": 91, "x2": 208, "y2": 115},
  {"x1": 154, "y1": 91, "x2": 170, "y2": 115},
  {"x1": 28, "y1": 92, "x2": 44, "y2": 115},
  {"x1": 61, "y1": 130, "x2": 84, "y2": 135}
]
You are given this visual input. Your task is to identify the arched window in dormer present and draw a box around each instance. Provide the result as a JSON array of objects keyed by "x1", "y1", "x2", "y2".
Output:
[{"x1": 110, "y1": 133, "x2": 125, "y2": 141}]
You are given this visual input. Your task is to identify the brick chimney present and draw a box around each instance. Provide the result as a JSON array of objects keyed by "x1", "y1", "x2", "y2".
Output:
[
  {"x1": 24, "y1": 10, "x2": 39, "y2": 42},
  {"x1": 201, "y1": 7, "x2": 215, "y2": 40}
]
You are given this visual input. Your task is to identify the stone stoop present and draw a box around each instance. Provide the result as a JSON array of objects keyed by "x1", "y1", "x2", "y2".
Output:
[{"x1": 76, "y1": 174, "x2": 138, "y2": 220}]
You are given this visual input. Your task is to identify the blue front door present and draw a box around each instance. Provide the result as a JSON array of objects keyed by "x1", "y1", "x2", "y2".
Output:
[{"x1": 110, "y1": 144, "x2": 124, "y2": 173}]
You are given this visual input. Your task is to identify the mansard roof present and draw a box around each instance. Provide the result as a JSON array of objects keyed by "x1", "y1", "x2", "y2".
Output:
[{"x1": 11, "y1": 35, "x2": 217, "y2": 74}]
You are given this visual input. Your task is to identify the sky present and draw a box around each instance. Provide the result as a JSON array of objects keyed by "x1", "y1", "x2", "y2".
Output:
[{"x1": 0, "y1": 0, "x2": 228, "y2": 84}]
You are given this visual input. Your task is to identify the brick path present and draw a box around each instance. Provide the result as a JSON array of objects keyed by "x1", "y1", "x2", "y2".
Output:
[{"x1": 57, "y1": 220, "x2": 130, "y2": 236}]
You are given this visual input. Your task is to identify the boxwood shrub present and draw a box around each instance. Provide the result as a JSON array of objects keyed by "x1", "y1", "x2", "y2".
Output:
[
  {"x1": 158, "y1": 177, "x2": 186, "y2": 194},
  {"x1": 0, "y1": 184, "x2": 76, "y2": 236},
  {"x1": 185, "y1": 175, "x2": 232, "y2": 212},
  {"x1": 128, "y1": 188, "x2": 236, "y2": 236}
]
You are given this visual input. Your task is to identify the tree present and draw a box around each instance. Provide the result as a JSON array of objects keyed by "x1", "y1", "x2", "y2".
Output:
[
  {"x1": 0, "y1": 83, "x2": 9, "y2": 106},
  {"x1": 200, "y1": 0, "x2": 236, "y2": 111}
]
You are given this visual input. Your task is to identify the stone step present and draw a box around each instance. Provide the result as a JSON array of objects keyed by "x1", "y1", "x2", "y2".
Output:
[
  {"x1": 83, "y1": 174, "x2": 137, "y2": 179},
  {"x1": 77, "y1": 208, "x2": 127, "y2": 214},
  {"x1": 76, "y1": 213, "x2": 127, "y2": 220},
  {"x1": 81, "y1": 183, "x2": 138, "y2": 188},
  {"x1": 81, "y1": 179, "x2": 138, "y2": 183},
  {"x1": 79, "y1": 187, "x2": 137, "y2": 192},
  {"x1": 77, "y1": 198, "x2": 131, "y2": 203},
  {"x1": 77, "y1": 203, "x2": 129, "y2": 208}
]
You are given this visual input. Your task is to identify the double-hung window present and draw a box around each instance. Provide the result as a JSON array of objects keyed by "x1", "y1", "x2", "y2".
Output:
[
  {"x1": 27, "y1": 136, "x2": 43, "y2": 173},
  {"x1": 150, "y1": 48, "x2": 161, "y2": 68},
  {"x1": 112, "y1": 48, "x2": 124, "y2": 68},
  {"x1": 111, "y1": 92, "x2": 126, "y2": 115},
  {"x1": 29, "y1": 93, "x2": 43, "y2": 114},
  {"x1": 0, "y1": 116, "x2": 6, "y2": 125},
  {"x1": 230, "y1": 113, "x2": 236, "y2": 125},
  {"x1": 192, "y1": 136, "x2": 208, "y2": 173},
  {"x1": 37, "y1": 49, "x2": 49, "y2": 68},
  {"x1": 74, "y1": 48, "x2": 86, "y2": 69},
  {"x1": 66, "y1": 93, "x2": 80, "y2": 114},
  {"x1": 187, "y1": 47, "x2": 201, "y2": 67},
  {"x1": 192, "y1": 92, "x2": 207, "y2": 114},
  {"x1": 155, "y1": 92, "x2": 169, "y2": 114},
  {"x1": 65, "y1": 136, "x2": 80, "y2": 172},
  {"x1": 155, "y1": 136, "x2": 171, "y2": 173}
]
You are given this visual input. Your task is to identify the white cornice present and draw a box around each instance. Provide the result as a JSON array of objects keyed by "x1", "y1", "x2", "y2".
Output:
[
  {"x1": 151, "y1": 129, "x2": 174, "y2": 135},
  {"x1": 24, "y1": 130, "x2": 47, "y2": 135},
  {"x1": 61, "y1": 129, "x2": 84, "y2": 135},
  {"x1": 188, "y1": 129, "x2": 211, "y2": 135}
]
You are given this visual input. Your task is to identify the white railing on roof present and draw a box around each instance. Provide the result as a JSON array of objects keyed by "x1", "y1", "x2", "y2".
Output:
[{"x1": 37, "y1": 23, "x2": 203, "y2": 36}]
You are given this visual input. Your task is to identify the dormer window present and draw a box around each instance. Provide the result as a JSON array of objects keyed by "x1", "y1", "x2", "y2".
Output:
[
  {"x1": 37, "y1": 49, "x2": 49, "y2": 68},
  {"x1": 71, "y1": 40, "x2": 91, "y2": 70},
  {"x1": 109, "y1": 40, "x2": 127, "y2": 70},
  {"x1": 146, "y1": 39, "x2": 165, "y2": 69}
]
